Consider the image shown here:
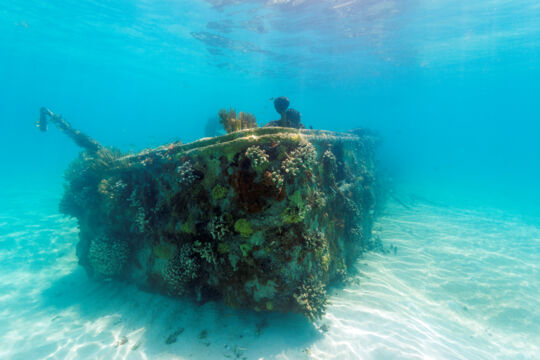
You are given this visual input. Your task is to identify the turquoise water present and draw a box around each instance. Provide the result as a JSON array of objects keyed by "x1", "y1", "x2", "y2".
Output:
[{"x1": 1, "y1": 1, "x2": 539, "y2": 359}]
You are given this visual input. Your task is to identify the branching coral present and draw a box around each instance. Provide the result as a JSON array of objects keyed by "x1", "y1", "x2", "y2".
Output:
[
  {"x1": 308, "y1": 190, "x2": 327, "y2": 209},
  {"x1": 282, "y1": 143, "x2": 316, "y2": 177},
  {"x1": 218, "y1": 108, "x2": 258, "y2": 133},
  {"x1": 245, "y1": 146, "x2": 269, "y2": 172},
  {"x1": 208, "y1": 215, "x2": 230, "y2": 241},
  {"x1": 163, "y1": 244, "x2": 199, "y2": 296},
  {"x1": 134, "y1": 207, "x2": 148, "y2": 232},
  {"x1": 194, "y1": 241, "x2": 217, "y2": 265},
  {"x1": 264, "y1": 170, "x2": 284, "y2": 189},
  {"x1": 126, "y1": 189, "x2": 148, "y2": 232},
  {"x1": 108, "y1": 179, "x2": 128, "y2": 199},
  {"x1": 294, "y1": 277, "x2": 328, "y2": 321},
  {"x1": 60, "y1": 148, "x2": 126, "y2": 217},
  {"x1": 322, "y1": 149, "x2": 338, "y2": 186},
  {"x1": 176, "y1": 160, "x2": 197, "y2": 187},
  {"x1": 303, "y1": 231, "x2": 326, "y2": 251},
  {"x1": 88, "y1": 235, "x2": 130, "y2": 277},
  {"x1": 322, "y1": 150, "x2": 337, "y2": 172}
]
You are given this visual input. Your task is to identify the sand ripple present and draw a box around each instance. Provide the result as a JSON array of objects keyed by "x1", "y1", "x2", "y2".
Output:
[{"x1": 0, "y1": 189, "x2": 538, "y2": 359}]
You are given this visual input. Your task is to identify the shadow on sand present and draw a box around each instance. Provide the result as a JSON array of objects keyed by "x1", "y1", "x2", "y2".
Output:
[{"x1": 40, "y1": 267, "x2": 322, "y2": 359}]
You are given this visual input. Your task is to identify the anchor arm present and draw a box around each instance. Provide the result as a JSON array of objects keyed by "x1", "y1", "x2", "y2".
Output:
[{"x1": 37, "y1": 107, "x2": 102, "y2": 153}]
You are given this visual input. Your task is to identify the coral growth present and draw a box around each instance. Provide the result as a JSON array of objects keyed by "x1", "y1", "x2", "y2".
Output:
[
  {"x1": 88, "y1": 235, "x2": 129, "y2": 277},
  {"x1": 134, "y1": 207, "x2": 148, "y2": 232},
  {"x1": 163, "y1": 244, "x2": 199, "y2": 296},
  {"x1": 194, "y1": 241, "x2": 217, "y2": 265},
  {"x1": 63, "y1": 126, "x2": 377, "y2": 321},
  {"x1": 208, "y1": 215, "x2": 231, "y2": 241},
  {"x1": 245, "y1": 146, "x2": 270, "y2": 172},
  {"x1": 98, "y1": 178, "x2": 127, "y2": 200},
  {"x1": 60, "y1": 147, "x2": 128, "y2": 217},
  {"x1": 282, "y1": 143, "x2": 316, "y2": 177},
  {"x1": 176, "y1": 160, "x2": 197, "y2": 187},
  {"x1": 44, "y1": 104, "x2": 378, "y2": 320},
  {"x1": 211, "y1": 184, "x2": 228, "y2": 200},
  {"x1": 303, "y1": 231, "x2": 326, "y2": 251},
  {"x1": 281, "y1": 189, "x2": 311, "y2": 224},
  {"x1": 218, "y1": 108, "x2": 258, "y2": 133},
  {"x1": 234, "y1": 218, "x2": 253, "y2": 238},
  {"x1": 294, "y1": 278, "x2": 328, "y2": 321},
  {"x1": 265, "y1": 170, "x2": 284, "y2": 188}
]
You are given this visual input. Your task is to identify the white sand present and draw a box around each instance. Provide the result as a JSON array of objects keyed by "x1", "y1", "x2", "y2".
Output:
[{"x1": 0, "y1": 188, "x2": 538, "y2": 359}]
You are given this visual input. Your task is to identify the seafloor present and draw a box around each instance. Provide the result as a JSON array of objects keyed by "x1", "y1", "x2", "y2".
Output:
[{"x1": 0, "y1": 185, "x2": 538, "y2": 360}]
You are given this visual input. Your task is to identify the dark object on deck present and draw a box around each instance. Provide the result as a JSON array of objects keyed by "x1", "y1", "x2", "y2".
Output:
[
  {"x1": 273, "y1": 96, "x2": 290, "y2": 114},
  {"x1": 284, "y1": 108, "x2": 302, "y2": 128},
  {"x1": 37, "y1": 107, "x2": 102, "y2": 153},
  {"x1": 265, "y1": 96, "x2": 305, "y2": 129}
]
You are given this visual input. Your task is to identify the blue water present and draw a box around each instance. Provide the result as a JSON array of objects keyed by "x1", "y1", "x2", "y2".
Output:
[{"x1": 1, "y1": 1, "x2": 539, "y2": 359}]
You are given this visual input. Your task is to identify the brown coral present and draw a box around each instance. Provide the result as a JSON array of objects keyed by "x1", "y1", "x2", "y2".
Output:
[
  {"x1": 294, "y1": 277, "x2": 328, "y2": 321},
  {"x1": 218, "y1": 108, "x2": 258, "y2": 133}
]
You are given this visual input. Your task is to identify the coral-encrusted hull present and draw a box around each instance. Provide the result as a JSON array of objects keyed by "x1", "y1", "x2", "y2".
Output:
[{"x1": 61, "y1": 127, "x2": 377, "y2": 320}]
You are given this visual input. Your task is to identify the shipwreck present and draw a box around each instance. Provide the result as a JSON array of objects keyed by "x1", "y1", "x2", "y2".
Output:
[{"x1": 38, "y1": 98, "x2": 378, "y2": 320}]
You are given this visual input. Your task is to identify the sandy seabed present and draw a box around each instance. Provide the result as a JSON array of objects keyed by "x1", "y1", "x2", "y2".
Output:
[{"x1": 0, "y1": 187, "x2": 538, "y2": 360}]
